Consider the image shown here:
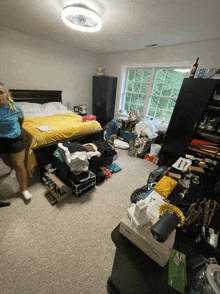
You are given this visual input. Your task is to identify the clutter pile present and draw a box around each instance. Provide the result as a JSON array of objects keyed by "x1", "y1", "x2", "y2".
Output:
[
  {"x1": 107, "y1": 114, "x2": 165, "y2": 161},
  {"x1": 120, "y1": 187, "x2": 178, "y2": 267},
  {"x1": 125, "y1": 149, "x2": 220, "y2": 273},
  {"x1": 42, "y1": 137, "x2": 122, "y2": 203}
]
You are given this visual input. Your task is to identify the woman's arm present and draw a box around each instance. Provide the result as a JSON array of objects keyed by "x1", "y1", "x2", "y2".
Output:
[{"x1": 18, "y1": 117, "x2": 24, "y2": 128}]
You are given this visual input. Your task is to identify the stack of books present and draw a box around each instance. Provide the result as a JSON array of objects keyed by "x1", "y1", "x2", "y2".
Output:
[{"x1": 44, "y1": 190, "x2": 58, "y2": 205}]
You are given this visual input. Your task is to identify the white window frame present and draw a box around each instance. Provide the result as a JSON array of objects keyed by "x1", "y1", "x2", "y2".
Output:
[{"x1": 120, "y1": 66, "x2": 190, "y2": 122}]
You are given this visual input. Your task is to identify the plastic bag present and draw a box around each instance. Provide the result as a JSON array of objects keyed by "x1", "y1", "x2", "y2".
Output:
[
  {"x1": 150, "y1": 143, "x2": 161, "y2": 156},
  {"x1": 128, "y1": 146, "x2": 136, "y2": 157},
  {"x1": 134, "y1": 121, "x2": 158, "y2": 139},
  {"x1": 128, "y1": 108, "x2": 140, "y2": 121},
  {"x1": 104, "y1": 119, "x2": 118, "y2": 141},
  {"x1": 130, "y1": 183, "x2": 156, "y2": 203},
  {"x1": 153, "y1": 176, "x2": 178, "y2": 198}
]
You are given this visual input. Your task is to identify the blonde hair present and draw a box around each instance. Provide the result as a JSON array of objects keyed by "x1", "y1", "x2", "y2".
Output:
[{"x1": 0, "y1": 81, "x2": 18, "y2": 112}]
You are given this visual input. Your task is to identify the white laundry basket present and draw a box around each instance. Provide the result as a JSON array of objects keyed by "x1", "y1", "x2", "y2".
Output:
[{"x1": 150, "y1": 143, "x2": 161, "y2": 156}]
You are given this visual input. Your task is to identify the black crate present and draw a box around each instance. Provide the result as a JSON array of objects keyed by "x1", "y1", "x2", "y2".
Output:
[{"x1": 69, "y1": 171, "x2": 96, "y2": 198}]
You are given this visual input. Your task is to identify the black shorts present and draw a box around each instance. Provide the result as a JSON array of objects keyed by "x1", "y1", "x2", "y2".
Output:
[{"x1": 0, "y1": 135, "x2": 25, "y2": 154}]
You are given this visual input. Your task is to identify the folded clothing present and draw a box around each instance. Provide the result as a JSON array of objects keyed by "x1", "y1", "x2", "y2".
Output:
[
  {"x1": 100, "y1": 167, "x2": 112, "y2": 178},
  {"x1": 61, "y1": 142, "x2": 87, "y2": 153},
  {"x1": 53, "y1": 149, "x2": 65, "y2": 163},
  {"x1": 83, "y1": 143, "x2": 97, "y2": 152},
  {"x1": 92, "y1": 139, "x2": 117, "y2": 157},
  {"x1": 105, "y1": 163, "x2": 121, "y2": 173},
  {"x1": 58, "y1": 143, "x2": 89, "y2": 172},
  {"x1": 153, "y1": 176, "x2": 178, "y2": 198},
  {"x1": 83, "y1": 143, "x2": 101, "y2": 160},
  {"x1": 189, "y1": 139, "x2": 220, "y2": 159},
  {"x1": 82, "y1": 115, "x2": 96, "y2": 122}
]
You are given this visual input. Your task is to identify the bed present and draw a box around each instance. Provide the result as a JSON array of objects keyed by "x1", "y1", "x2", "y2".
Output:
[{"x1": 10, "y1": 89, "x2": 103, "y2": 176}]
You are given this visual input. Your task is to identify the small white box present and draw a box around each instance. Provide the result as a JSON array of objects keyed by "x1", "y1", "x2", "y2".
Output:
[
  {"x1": 134, "y1": 201, "x2": 148, "y2": 219},
  {"x1": 127, "y1": 190, "x2": 166, "y2": 228},
  {"x1": 119, "y1": 213, "x2": 176, "y2": 267},
  {"x1": 127, "y1": 205, "x2": 152, "y2": 229}
]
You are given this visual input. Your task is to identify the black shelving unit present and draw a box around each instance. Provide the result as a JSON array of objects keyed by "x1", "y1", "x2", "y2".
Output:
[{"x1": 160, "y1": 78, "x2": 220, "y2": 159}]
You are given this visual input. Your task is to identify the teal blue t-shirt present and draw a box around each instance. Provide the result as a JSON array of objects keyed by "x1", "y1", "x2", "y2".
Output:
[{"x1": 0, "y1": 103, "x2": 24, "y2": 138}]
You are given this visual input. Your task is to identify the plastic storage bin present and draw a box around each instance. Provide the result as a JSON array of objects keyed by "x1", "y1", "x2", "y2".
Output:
[
  {"x1": 118, "y1": 128, "x2": 137, "y2": 143},
  {"x1": 150, "y1": 143, "x2": 161, "y2": 156}
]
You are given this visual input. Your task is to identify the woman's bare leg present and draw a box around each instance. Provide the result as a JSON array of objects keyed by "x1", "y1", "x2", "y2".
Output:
[
  {"x1": 9, "y1": 150, "x2": 27, "y2": 191},
  {"x1": 9, "y1": 151, "x2": 32, "y2": 199}
]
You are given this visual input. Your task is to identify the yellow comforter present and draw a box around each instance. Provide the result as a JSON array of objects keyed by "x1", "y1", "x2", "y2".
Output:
[{"x1": 21, "y1": 113, "x2": 102, "y2": 175}]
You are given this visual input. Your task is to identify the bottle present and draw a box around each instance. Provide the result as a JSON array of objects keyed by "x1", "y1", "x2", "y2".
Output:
[{"x1": 189, "y1": 58, "x2": 199, "y2": 78}]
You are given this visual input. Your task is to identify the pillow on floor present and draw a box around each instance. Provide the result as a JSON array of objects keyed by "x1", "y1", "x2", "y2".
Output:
[{"x1": 113, "y1": 139, "x2": 129, "y2": 149}]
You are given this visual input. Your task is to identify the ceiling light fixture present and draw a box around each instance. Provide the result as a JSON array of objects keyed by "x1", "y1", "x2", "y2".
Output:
[{"x1": 62, "y1": 1, "x2": 102, "y2": 32}]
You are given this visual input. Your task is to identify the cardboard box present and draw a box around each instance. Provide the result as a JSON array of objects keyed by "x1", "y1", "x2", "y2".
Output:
[
  {"x1": 119, "y1": 212, "x2": 176, "y2": 267},
  {"x1": 45, "y1": 172, "x2": 72, "y2": 203}
]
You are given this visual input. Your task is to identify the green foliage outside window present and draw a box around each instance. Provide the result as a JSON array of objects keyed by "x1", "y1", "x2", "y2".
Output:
[{"x1": 123, "y1": 68, "x2": 189, "y2": 122}]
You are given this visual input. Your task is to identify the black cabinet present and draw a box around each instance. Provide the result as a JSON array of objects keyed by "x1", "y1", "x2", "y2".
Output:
[
  {"x1": 160, "y1": 78, "x2": 220, "y2": 159},
  {"x1": 93, "y1": 76, "x2": 117, "y2": 127}
]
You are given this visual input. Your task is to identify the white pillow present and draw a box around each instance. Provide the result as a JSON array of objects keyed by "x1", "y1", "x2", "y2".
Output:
[
  {"x1": 59, "y1": 103, "x2": 67, "y2": 110},
  {"x1": 113, "y1": 139, "x2": 130, "y2": 149},
  {"x1": 41, "y1": 103, "x2": 57, "y2": 112},
  {"x1": 41, "y1": 102, "x2": 67, "y2": 111},
  {"x1": 17, "y1": 102, "x2": 43, "y2": 113}
]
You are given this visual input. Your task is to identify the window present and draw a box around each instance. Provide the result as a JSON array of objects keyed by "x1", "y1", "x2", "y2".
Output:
[{"x1": 121, "y1": 67, "x2": 190, "y2": 123}]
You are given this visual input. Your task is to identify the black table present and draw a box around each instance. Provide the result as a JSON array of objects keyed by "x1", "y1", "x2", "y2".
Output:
[
  {"x1": 107, "y1": 223, "x2": 218, "y2": 294},
  {"x1": 107, "y1": 160, "x2": 220, "y2": 294}
]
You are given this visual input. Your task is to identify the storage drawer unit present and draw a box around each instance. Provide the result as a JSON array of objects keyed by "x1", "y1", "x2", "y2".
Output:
[
  {"x1": 69, "y1": 171, "x2": 96, "y2": 198},
  {"x1": 43, "y1": 172, "x2": 72, "y2": 203}
]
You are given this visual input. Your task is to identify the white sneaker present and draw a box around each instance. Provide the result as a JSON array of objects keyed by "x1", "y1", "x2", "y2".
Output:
[{"x1": 21, "y1": 190, "x2": 32, "y2": 200}]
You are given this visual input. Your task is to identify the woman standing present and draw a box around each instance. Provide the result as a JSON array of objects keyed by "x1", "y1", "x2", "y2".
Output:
[{"x1": 0, "y1": 82, "x2": 32, "y2": 200}]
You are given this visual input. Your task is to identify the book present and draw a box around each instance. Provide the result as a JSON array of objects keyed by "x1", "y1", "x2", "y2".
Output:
[
  {"x1": 197, "y1": 69, "x2": 206, "y2": 78},
  {"x1": 44, "y1": 191, "x2": 58, "y2": 205},
  {"x1": 36, "y1": 126, "x2": 53, "y2": 132}
]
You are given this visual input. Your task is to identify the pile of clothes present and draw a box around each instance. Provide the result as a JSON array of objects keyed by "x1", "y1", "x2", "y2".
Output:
[
  {"x1": 128, "y1": 121, "x2": 165, "y2": 159},
  {"x1": 53, "y1": 139, "x2": 121, "y2": 185},
  {"x1": 103, "y1": 117, "x2": 166, "y2": 161}
]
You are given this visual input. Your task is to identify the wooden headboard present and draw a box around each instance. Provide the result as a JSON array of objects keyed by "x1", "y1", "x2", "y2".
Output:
[{"x1": 9, "y1": 89, "x2": 62, "y2": 104}]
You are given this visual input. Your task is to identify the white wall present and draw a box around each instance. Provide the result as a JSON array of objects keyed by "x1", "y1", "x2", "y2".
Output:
[
  {"x1": 1, "y1": 27, "x2": 220, "y2": 119},
  {"x1": 0, "y1": 27, "x2": 98, "y2": 114},
  {"x1": 98, "y1": 39, "x2": 220, "y2": 120}
]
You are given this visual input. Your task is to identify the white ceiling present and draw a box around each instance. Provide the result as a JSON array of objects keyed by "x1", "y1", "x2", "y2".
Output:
[{"x1": 1, "y1": 0, "x2": 220, "y2": 54}]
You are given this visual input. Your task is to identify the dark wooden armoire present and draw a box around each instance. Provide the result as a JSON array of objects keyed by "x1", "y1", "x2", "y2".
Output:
[{"x1": 92, "y1": 76, "x2": 117, "y2": 127}]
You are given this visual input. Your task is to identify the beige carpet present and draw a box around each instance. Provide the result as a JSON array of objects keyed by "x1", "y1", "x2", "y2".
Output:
[{"x1": 0, "y1": 148, "x2": 156, "y2": 294}]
